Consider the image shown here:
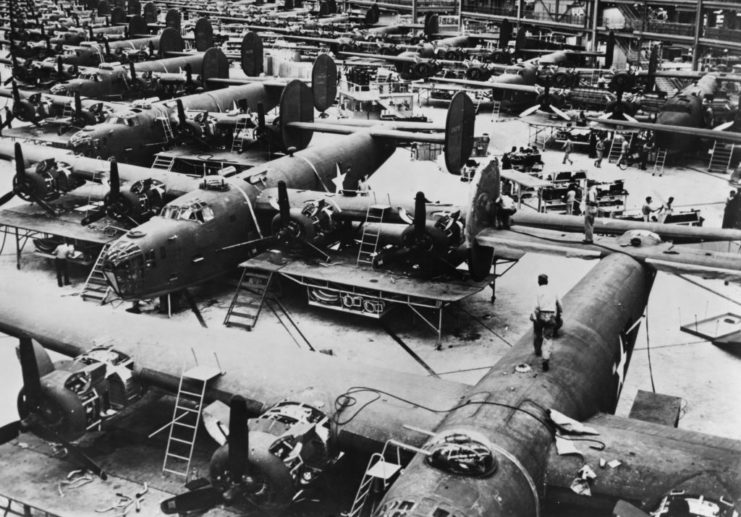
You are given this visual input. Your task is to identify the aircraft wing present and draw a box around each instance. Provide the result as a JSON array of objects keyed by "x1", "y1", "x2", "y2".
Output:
[
  {"x1": 588, "y1": 118, "x2": 741, "y2": 144},
  {"x1": 0, "y1": 280, "x2": 472, "y2": 455},
  {"x1": 0, "y1": 139, "x2": 198, "y2": 197},
  {"x1": 475, "y1": 226, "x2": 741, "y2": 283},
  {"x1": 637, "y1": 70, "x2": 741, "y2": 82},
  {"x1": 544, "y1": 413, "x2": 741, "y2": 511},
  {"x1": 431, "y1": 77, "x2": 538, "y2": 94},
  {"x1": 339, "y1": 51, "x2": 458, "y2": 67},
  {"x1": 288, "y1": 121, "x2": 447, "y2": 143}
]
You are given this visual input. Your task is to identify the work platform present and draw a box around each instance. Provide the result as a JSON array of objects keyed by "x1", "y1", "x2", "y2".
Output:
[
  {"x1": 0, "y1": 193, "x2": 125, "y2": 270},
  {"x1": 232, "y1": 250, "x2": 496, "y2": 347},
  {"x1": 0, "y1": 395, "x2": 236, "y2": 517}
]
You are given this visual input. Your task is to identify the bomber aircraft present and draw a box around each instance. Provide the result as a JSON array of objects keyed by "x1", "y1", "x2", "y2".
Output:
[
  {"x1": 0, "y1": 85, "x2": 476, "y2": 304},
  {"x1": 0, "y1": 159, "x2": 739, "y2": 515}
]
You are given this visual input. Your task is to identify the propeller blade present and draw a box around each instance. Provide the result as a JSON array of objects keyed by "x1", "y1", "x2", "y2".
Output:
[
  {"x1": 227, "y1": 396, "x2": 248, "y2": 482},
  {"x1": 256, "y1": 101, "x2": 265, "y2": 130},
  {"x1": 277, "y1": 180, "x2": 290, "y2": 227},
  {"x1": 160, "y1": 486, "x2": 223, "y2": 515},
  {"x1": 713, "y1": 120, "x2": 734, "y2": 131},
  {"x1": 550, "y1": 105, "x2": 571, "y2": 121},
  {"x1": 129, "y1": 61, "x2": 136, "y2": 82},
  {"x1": 109, "y1": 159, "x2": 120, "y2": 197},
  {"x1": 519, "y1": 104, "x2": 540, "y2": 118},
  {"x1": 599, "y1": 112, "x2": 611, "y2": 120},
  {"x1": 88, "y1": 26, "x2": 93, "y2": 40},
  {"x1": 176, "y1": 99, "x2": 186, "y2": 126},
  {"x1": 38, "y1": 423, "x2": 107, "y2": 479},
  {"x1": 104, "y1": 40, "x2": 111, "y2": 57},
  {"x1": 184, "y1": 63, "x2": 192, "y2": 84},
  {"x1": 73, "y1": 91, "x2": 82, "y2": 120},
  {"x1": 0, "y1": 420, "x2": 21, "y2": 445},
  {"x1": 0, "y1": 190, "x2": 15, "y2": 206},
  {"x1": 624, "y1": 113, "x2": 638, "y2": 123},
  {"x1": 413, "y1": 191, "x2": 426, "y2": 237},
  {"x1": 81, "y1": 208, "x2": 106, "y2": 226},
  {"x1": 18, "y1": 336, "x2": 42, "y2": 409},
  {"x1": 14, "y1": 141, "x2": 25, "y2": 179},
  {"x1": 11, "y1": 80, "x2": 20, "y2": 104}
]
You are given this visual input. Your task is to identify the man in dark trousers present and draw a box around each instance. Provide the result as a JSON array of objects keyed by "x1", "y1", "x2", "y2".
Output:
[
  {"x1": 531, "y1": 274, "x2": 563, "y2": 372},
  {"x1": 52, "y1": 240, "x2": 74, "y2": 287},
  {"x1": 723, "y1": 190, "x2": 740, "y2": 229}
]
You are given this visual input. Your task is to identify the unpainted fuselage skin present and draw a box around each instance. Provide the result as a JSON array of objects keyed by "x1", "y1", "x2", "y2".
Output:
[
  {"x1": 102, "y1": 131, "x2": 396, "y2": 299},
  {"x1": 376, "y1": 254, "x2": 654, "y2": 516}
]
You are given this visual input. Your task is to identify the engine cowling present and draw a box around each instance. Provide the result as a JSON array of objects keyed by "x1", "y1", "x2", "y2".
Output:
[
  {"x1": 209, "y1": 401, "x2": 336, "y2": 512},
  {"x1": 14, "y1": 159, "x2": 85, "y2": 203}
]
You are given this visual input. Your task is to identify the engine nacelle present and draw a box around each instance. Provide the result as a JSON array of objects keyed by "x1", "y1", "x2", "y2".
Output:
[
  {"x1": 18, "y1": 346, "x2": 143, "y2": 442},
  {"x1": 107, "y1": 179, "x2": 166, "y2": 223},
  {"x1": 210, "y1": 401, "x2": 336, "y2": 512},
  {"x1": 14, "y1": 159, "x2": 85, "y2": 203}
]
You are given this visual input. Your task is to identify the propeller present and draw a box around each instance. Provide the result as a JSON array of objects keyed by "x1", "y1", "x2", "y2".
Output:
[
  {"x1": 80, "y1": 157, "x2": 121, "y2": 225},
  {"x1": 0, "y1": 337, "x2": 107, "y2": 478},
  {"x1": 713, "y1": 120, "x2": 735, "y2": 131},
  {"x1": 184, "y1": 63, "x2": 192, "y2": 86},
  {"x1": 160, "y1": 396, "x2": 250, "y2": 514},
  {"x1": 519, "y1": 84, "x2": 570, "y2": 121},
  {"x1": 128, "y1": 61, "x2": 136, "y2": 82}
]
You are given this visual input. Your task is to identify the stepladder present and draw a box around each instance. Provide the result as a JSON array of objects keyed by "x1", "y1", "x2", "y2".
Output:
[
  {"x1": 356, "y1": 204, "x2": 389, "y2": 267},
  {"x1": 159, "y1": 365, "x2": 222, "y2": 478}
]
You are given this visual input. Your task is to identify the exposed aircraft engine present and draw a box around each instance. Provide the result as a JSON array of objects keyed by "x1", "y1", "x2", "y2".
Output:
[
  {"x1": 0, "y1": 143, "x2": 86, "y2": 214},
  {"x1": 299, "y1": 199, "x2": 338, "y2": 242},
  {"x1": 15, "y1": 158, "x2": 84, "y2": 203},
  {"x1": 14, "y1": 341, "x2": 143, "y2": 443},
  {"x1": 81, "y1": 159, "x2": 165, "y2": 225},
  {"x1": 373, "y1": 193, "x2": 466, "y2": 274},
  {"x1": 210, "y1": 401, "x2": 335, "y2": 510},
  {"x1": 162, "y1": 397, "x2": 339, "y2": 514}
]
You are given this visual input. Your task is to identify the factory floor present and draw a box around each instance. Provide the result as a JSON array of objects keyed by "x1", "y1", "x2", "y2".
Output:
[{"x1": 0, "y1": 102, "x2": 739, "y2": 516}]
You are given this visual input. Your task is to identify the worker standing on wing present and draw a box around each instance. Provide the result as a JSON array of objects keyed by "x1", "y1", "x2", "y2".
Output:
[{"x1": 531, "y1": 273, "x2": 563, "y2": 372}]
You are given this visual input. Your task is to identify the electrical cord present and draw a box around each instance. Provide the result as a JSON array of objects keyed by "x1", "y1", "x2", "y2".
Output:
[
  {"x1": 645, "y1": 306, "x2": 656, "y2": 393},
  {"x1": 331, "y1": 386, "x2": 555, "y2": 435}
]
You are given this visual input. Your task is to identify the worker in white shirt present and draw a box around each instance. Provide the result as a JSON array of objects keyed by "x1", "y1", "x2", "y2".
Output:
[
  {"x1": 565, "y1": 184, "x2": 577, "y2": 215},
  {"x1": 531, "y1": 273, "x2": 563, "y2": 372},
  {"x1": 52, "y1": 240, "x2": 74, "y2": 287},
  {"x1": 583, "y1": 185, "x2": 598, "y2": 243},
  {"x1": 496, "y1": 193, "x2": 517, "y2": 229}
]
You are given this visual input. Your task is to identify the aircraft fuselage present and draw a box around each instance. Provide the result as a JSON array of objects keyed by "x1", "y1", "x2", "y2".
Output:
[
  {"x1": 101, "y1": 131, "x2": 396, "y2": 299},
  {"x1": 377, "y1": 253, "x2": 654, "y2": 516}
]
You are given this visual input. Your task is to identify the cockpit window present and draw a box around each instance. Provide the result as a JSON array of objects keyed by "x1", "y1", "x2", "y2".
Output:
[{"x1": 161, "y1": 200, "x2": 214, "y2": 223}]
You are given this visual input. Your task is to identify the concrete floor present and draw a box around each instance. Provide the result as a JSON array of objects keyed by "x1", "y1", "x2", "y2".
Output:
[{"x1": 0, "y1": 93, "x2": 740, "y2": 515}]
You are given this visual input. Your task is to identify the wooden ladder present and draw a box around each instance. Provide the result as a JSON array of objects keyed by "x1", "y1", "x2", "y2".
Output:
[
  {"x1": 652, "y1": 148, "x2": 668, "y2": 176},
  {"x1": 356, "y1": 204, "x2": 389, "y2": 267},
  {"x1": 708, "y1": 141, "x2": 734, "y2": 174},
  {"x1": 81, "y1": 243, "x2": 115, "y2": 304},
  {"x1": 223, "y1": 269, "x2": 273, "y2": 331},
  {"x1": 161, "y1": 365, "x2": 222, "y2": 478},
  {"x1": 151, "y1": 154, "x2": 175, "y2": 171}
]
